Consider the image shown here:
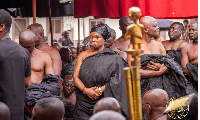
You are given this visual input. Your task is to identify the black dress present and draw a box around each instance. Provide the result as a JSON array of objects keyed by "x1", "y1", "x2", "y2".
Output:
[{"x1": 74, "y1": 48, "x2": 128, "y2": 120}]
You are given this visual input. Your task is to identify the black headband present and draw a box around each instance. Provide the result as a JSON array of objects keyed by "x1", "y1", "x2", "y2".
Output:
[{"x1": 90, "y1": 23, "x2": 111, "y2": 41}]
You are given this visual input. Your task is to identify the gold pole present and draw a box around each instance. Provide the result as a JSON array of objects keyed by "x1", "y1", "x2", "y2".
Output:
[
  {"x1": 124, "y1": 7, "x2": 143, "y2": 120},
  {"x1": 124, "y1": 68, "x2": 135, "y2": 120}
]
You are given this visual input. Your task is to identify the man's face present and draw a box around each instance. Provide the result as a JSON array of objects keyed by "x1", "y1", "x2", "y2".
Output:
[
  {"x1": 168, "y1": 24, "x2": 182, "y2": 40},
  {"x1": 146, "y1": 20, "x2": 160, "y2": 38},
  {"x1": 142, "y1": 98, "x2": 151, "y2": 120},
  {"x1": 120, "y1": 18, "x2": 133, "y2": 35},
  {"x1": 64, "y1": 31, "x2": 69, "y2": 38},
  {"x1": 63, "y1": 78, "x2": 75, "y2": 96},
  {"x1": 189, "y1": 23, "x2": 198, "y2": 41},
  {"x1": 89, "y1": 32, "x2": 105, "y2": 50},
  {"x1": 183, "y1": 22, "x2": 188, "y2": 27},
  {"x1": 104, "y1": 35, "x2": 115, "y2": 48},
  {"x1": 71, "y1": 49, "x2": 77, "y2": 61},
  {"x1": 20, "y1": 40, "x2": 35, "y2": 54}
]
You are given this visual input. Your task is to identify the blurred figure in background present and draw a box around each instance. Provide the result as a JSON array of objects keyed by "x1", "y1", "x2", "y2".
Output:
[
  {"x1": 62, "y1": 30, "x2": 74, "y2": 46},
  {"x1": 105, "y1": 29, "x2": 116, "y2": 49}
]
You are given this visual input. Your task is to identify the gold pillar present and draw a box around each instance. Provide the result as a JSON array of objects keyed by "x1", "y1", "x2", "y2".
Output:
[{"x1": 124, "y1": 7, "x2": 143, "y2": 120}]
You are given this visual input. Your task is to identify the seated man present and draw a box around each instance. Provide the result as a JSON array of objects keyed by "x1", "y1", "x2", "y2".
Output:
[
  {"x1": 162, "y1": 22, "x2": 188, "y2": 65},
  {"x1": 61, "y1": 75, "x2": 76, "y2": 105},
  {"x1": 32, "y1": 97, "x2": 65, "y2": 120},
  {"x1": 181, "y1": 22, "x2": 198, "y2": 93},
  {"x1": 111, "y1": 17, "x2": 133, "y2": 61},
  {"x1": 128, "y1": 16, "x2": 187, "y2": 98},
  {"x1": 61, "y1": 75, "x2": 76, "y2": 120},
  {"x1": 90, "y1": 110, "x2": 125, "y2": 120},
  {"x1": 60, "y1": 47, "x2": 75, "y2": 79},
  {"x1": 142, "y1": 89, "x2": 168, "y2": 120},
  {"x1": 0, "y1": 102, "x2": 10, "y2": 120},
  {"x1": 19, "y1": 29, "x2": 54, "y2": 84},
  {"x1": 93, "y1": 97, "x2": 120, "y2": 114}
]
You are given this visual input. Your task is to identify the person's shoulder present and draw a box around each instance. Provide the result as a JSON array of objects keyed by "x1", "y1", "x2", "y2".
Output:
[
  {"x1": 180, "y1": 40, "x2": 188, "y2": 48},
  {"x1": 182, "y1": 42, "x2": 191, "y2": 50},
  {"x1": 161, "y1": 40, "x2": 170, "y2": 45}
]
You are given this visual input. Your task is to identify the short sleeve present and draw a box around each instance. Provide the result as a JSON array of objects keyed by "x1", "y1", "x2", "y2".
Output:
[{"x1": 24, "y1": 49, "x2": 31, "y2": 77}]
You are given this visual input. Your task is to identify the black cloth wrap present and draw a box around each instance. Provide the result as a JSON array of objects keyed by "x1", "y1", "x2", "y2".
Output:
[
  {"x1": 64, "y1": 103, "x2": 75, "y2": 118},
  {"x1": 25, "y1": 74, "x2": 62, "y2": 106},
  {"x1": 90, "y1": 23, "x2": 111, "y2": 41},
  {"x1": 74, "y1": 48, "x2": 128, "y2": 120},
  {"x1": 166, "y1": 48, "x2": 182, "y2": 66},
  {"x1": 140, "y1": 54, "x2": 187, "y2": 99},
  {"x1": 185, "y1": 62, "x2": 198, "y2": 92}
]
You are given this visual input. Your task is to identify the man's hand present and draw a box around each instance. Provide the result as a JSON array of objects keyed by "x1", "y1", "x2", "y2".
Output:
[
  {"x1": 158, "y1": 64, "x2": 168, "y2": 75},
  {"x1": 83, "y1": 87, "x2": 100, "y2": 100},
  {"x1": 146, "y1": 61, "x2": 162, "y2": 71}
]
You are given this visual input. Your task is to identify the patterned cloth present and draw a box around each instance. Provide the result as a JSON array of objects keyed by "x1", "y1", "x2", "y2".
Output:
[
  {"x1": 61, "y1": 61, "x2": 75, "y2": 79},
  {"x1": 140, "y1": 54, "x2": 187, "y2": 99}
]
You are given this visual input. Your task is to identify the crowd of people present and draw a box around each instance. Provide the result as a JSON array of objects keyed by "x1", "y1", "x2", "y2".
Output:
[{"x1": 0, "y1": 9, "x2": 198, "y2": 120}]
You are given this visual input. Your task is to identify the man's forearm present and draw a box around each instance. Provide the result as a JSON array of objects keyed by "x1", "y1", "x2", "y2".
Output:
[
  {"x1": 183, "y1": 68, "x2": 192, "y2": 76},
  {"x1": 140, "y1": 69, "x2": 162, "y2": 78}
]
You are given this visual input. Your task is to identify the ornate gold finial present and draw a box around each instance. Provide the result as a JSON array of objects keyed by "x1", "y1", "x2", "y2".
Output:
[{"x1": 123, "y1": 7, "x2": 144, "y2": 120}]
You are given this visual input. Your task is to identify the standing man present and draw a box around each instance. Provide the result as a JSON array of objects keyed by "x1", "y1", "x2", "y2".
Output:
[
  {"x1": 181, "y1": 22, "x2": 198, "y2": 92},
  {"x1": 19, "y1": 30, "x2": 54, "y2": 84},
  {"x1": 62, "y1": 30, "x2": 74, "y2": 46},
  {"x1": 111, "y1": 17, "x2": 133, "y2": 61},
  {"x1": 128, "y1": 16, "x2": 187, "y2": 98},
  {"x1": 182, "y1": 20, "x2": 190, "y2": 42},
  {"x1": 0, "y1": 10, "x2": 31, "y2": 120},
  {"x1": 162, "y1": 22, "x2": 188, "y2": 65},
  {"x1": 27, "y1": 23, "x2": 62, "y2": 77}
]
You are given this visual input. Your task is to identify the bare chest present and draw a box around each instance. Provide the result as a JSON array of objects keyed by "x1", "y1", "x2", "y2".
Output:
[
  {"x1": 115, "y1": 40, "x2": 130, "y2": 51},
  {"x1": 142, "y1": 43, "x2": 161, "y2": 54},
  {"x1": 188, "y1": 45, "x2": 198, "y2": 63},
  {"x1": 31, "y1": 56, "x2": 45, "y2": 72}
]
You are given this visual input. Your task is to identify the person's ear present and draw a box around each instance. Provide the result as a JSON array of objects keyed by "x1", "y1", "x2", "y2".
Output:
[
  {"x1": 144, "y1": 27, "x2": 148, "y2": 33},
  {"x1": 0, "y1": 24, "x2": 5, "y2": 32},
  {"x1": 143, "y1": 104, "x2": 152, "y2": 114}
]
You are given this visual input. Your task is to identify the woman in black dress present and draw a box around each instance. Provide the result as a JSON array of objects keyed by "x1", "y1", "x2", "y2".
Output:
[{"x1": 73, "y1": 23, "x2": 128, "y2": 120}]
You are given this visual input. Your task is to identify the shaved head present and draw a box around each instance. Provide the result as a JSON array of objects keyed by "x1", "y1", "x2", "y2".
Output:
[
  {"x1": 90, "y1": 110, "x2": 125, "y2": 120},
  {"x1": 140, "y1": 16, "x2": 160, "y2": 38},
  {"x1": 143, "y1": 89, "x2": 168, "y2": 120},
  {"x1": 19, "y1": 29, "x2": 36, "y2": 54},
  {"x1": 32, "y1": 97, "x2": 65, "y2": 120},
  {"x1": 93, "y1": 97, "x2": 120, "y2": 114},
  {"x1": 0, "y1": 102, "x2": 10, "y2": 120},
  {"x1": 27, "y1": 23, "x2": 44, "y2": 34}
]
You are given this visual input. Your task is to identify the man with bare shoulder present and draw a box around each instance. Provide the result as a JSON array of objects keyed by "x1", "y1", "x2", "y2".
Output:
[
  {"x1": 111, "y1": 17, "x2": 133, "y2": 61},
  {"x1": 181, "y1": 22, "x2": 198, "y2": 92},
  {"x1": 162, "y1": 22, "x2": 188, "y2": 65},
  {"x1": 127, "y1": 16, "x2": 186, "y2": 98},
  {"x1": 27, "y1": 23, "x2": 62, "y2": 77},
  {"x1": 19, "y1": 30, "x2": 54, "y2": 84}
]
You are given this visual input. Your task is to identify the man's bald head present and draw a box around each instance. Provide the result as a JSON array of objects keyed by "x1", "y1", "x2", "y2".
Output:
[
  {"x1": 140, "y1": 16, "x2": 160, "y2": 38},
  {"x1": 19, "y1": 30, "x2": 36, "y2": 54},
  {"x1": 90, "y1": 110, "x2": 125, "y2": 120},
  {"x1": 93, "y1": 97, "x2": 120, "y2": 114},
  {"x1": 0, "y1": 102, "x2": 10, "y2": 120},
  {"x1": 63, "y1": 75, "x2": 75, "y2": 96},
  {"x1": 32, "y1": 97, "x2": 65, "y2": 120},
  {"x1": 27, "y1": 23, "x2": 44, "y2": 47},
  {"x1": 143, "y1": 89, "x2": 168, "y2": 120},
  {"x1": 27, "y1": 23, "x2": 44, "y2": 34}
]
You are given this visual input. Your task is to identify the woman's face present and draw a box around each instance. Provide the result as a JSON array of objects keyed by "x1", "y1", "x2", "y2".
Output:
[{"x1": 89, "y1": 32, "x2": 105, "y2": 50}]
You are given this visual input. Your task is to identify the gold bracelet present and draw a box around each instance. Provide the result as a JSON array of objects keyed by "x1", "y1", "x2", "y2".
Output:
[{"x1": 98, "y1": 87, "x2": 102, "y2": 95}]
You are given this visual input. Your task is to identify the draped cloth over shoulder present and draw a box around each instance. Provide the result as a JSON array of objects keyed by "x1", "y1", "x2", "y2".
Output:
[
  {"x1": 166, "y1": 48, "x2": 182, "y2": 65},
  {"x1": 25, "y1": 74, "x2": 62, "y2": 106},
  {"x1": 186, "y1": 62, "x2": 198, "y2": 92},
  {"x1": 140, "y1": 54, "x2": 187, "y2": 99},
  {"x1": 74, "y1": 48, "x2": 128, "y2": 120}
]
